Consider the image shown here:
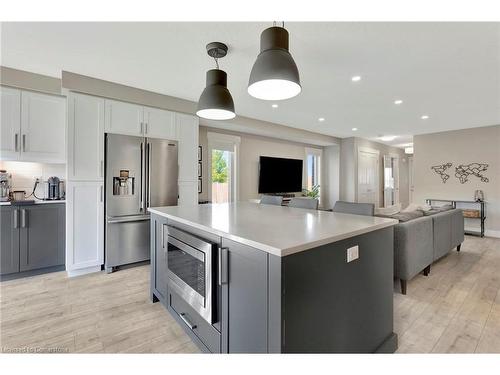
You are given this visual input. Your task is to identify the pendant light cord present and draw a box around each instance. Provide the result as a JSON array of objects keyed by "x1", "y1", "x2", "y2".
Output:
[{"x1": 214, "y1": 56, "x2": 219, "y2": 69}]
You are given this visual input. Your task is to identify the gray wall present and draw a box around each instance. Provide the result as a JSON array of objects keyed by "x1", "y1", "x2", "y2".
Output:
[
  {"x1": 339, "y1": 137, "x2": 410, "y2": 209},
  {"x1": 413, "y1": 125, "x2": 500, "y2": 237}
]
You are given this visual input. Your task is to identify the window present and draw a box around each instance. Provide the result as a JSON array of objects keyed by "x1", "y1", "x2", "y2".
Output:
[
  {"x1": 305, "y1": 148, "x2": 322, "y2": 201},
  {"x1": 207, "y1": 132, "x2": 240, "y2": 204}
]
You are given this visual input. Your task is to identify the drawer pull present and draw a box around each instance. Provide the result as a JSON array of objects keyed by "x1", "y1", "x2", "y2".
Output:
[{"x1": 179, "y1": 313, "x2": 197, "y2": 330}]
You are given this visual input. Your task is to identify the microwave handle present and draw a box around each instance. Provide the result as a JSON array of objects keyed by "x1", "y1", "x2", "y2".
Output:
[{"x1": 218, "y1": 247, "x2": 228, "y2": 285}]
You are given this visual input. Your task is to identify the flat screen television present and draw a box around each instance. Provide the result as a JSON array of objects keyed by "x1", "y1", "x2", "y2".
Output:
[{"x1": 258, "y1": 156, "x2": 303, "y2": 194}]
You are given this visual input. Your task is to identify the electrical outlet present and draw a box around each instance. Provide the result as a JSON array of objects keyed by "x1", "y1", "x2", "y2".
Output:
[{"x1": 347, "y1": 245, "x2": 359, "y2": 263}]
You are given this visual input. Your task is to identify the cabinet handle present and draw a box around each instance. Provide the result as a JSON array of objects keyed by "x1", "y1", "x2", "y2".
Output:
[
  {"x1": 140, "y1": 122, "x2": 144, "y2": 134},
  {"x1": 145, "y1": 122, "x2": 148, "y2": 134},
  {"x1": 179, "y1": 313, "x2": 197, "y2": 330},
  {"x1": 13, "y1": 209, "x2": 19, "y2": 229},
  {"x1": 22, "y1": 134, "x2": 26, "y2": 152},
  {"x1": 161, "y1": 224, "x2": 165, "y2": 249},
  {"x1": 218, "y1": 247, "x2": 228, "y2": 285},
  {"x1": 21, "y1": 209, "x2": 27, "y2": 228},
  {"x1": 100, "y1": 185, "x2": 103, "y2": 202},
  {"x1": 100, "y1": 160, "x2": 104, "y2": 177},
  {"x1": 14, "y1": 133, "x2": 19, "y2": 152}
]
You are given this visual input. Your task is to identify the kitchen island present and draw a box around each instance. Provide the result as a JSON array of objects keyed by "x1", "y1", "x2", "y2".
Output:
[{"x1": 149, "y1": 202, "x2": 398, "y2": 353}]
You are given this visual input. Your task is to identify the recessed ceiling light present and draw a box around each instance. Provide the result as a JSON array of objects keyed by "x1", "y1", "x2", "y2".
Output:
[
  {"x1": 351, "y1": 76, "x2": 362, "y2": 82},
  {"x1": 394, "y1": 99, "x2": 403, "y2": 105},
  {"x1": 379, "y1": 135, "x2": 397, "y2": 142},
  {"x1": 421, "y1": 115, "x2": 429, "y2": 120},
  {"x1": 318, "y1": 117, "x2": 325, "y2": 122},
  {"x1": 405, "y1": 147, "x2": 414, "y2": 155},
  {"x1": 271, "y1": 104, "x2": 278, "y2": 108},
  {"x1": 352, "y1": 128, "x2": 358, "y2": 131}
]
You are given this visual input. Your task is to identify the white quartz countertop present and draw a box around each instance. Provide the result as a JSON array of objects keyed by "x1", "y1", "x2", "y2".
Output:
[
  {"x1": 0, "y1": 199, "x2": 66, "y2": 206},
  {"x1": 148, "y1": 202, "x2": 398, "y2": 257}
]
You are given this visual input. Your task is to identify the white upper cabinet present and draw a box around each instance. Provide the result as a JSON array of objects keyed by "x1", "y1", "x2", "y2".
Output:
[
  {"x1": 177, "y1": 113, "x2": 199, "y2": 182},
  {"x1": 105, "y1": 99, "x2": 143, "y2": 136},
  {"x1": 67, "y1": 93, "x2": 105, "y2": 181},
  {"x1": 144, "y1": 106, "x2": 177, "y2": 140},
  {"x1": 0, "y1": 87, "x2": 21, "y2": 160},
  {"x1": 20, "y1": 91, "x2": 66, "y2": 163},
  {"x1": 104, "y1": 99, "x2": 180, "y2": 140}
]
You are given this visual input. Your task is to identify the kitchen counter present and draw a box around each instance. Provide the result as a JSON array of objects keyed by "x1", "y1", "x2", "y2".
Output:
[
  {"x1": 148, "y1": 202, "x2": 397, "y2": 257},
  {"x1": 150, "y1": 201, "x2": 398, "y2": 353},
  {"x1": 0, "y1": 199, "x2": 66, "y2": 206}
]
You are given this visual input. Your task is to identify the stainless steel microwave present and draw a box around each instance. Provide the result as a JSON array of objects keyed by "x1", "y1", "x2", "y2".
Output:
[{"x1": 166, "y1": 226, "x2": 218, "y2": 324}]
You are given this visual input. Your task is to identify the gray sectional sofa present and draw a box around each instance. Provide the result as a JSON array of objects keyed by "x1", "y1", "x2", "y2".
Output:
[{"x1": 379, "y1": 207, "x2": 464, "y2": 294}]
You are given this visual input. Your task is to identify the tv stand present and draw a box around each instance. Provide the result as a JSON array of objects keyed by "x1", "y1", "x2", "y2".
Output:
[{"x1": 267, "y1": 193, "x2": 296, "y2": 198}]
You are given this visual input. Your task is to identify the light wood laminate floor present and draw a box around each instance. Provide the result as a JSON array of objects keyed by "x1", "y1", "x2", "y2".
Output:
[{"x1": 1, "y1": 236, "x2": 499, "y2": 353}]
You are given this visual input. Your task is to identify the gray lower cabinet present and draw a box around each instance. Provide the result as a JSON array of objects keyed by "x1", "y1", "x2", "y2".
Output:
[
  {"x1": 150, "y1": 215, "x2": 168, "y2": 302},
  {"x1": 0, "y1": 206, "x2": 20, "y2": 275},
  {"x1": 221, "y1": 238, "x2": 268, "y2": 353},
  {"x1": 19, "y1": 205, "x2": 65, "y2": 271},
  {"x1": 0, "y1": 203, "x2": 65, "y2": 276}
]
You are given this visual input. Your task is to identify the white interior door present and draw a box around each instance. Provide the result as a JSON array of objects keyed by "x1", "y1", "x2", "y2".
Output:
[{"x1": 357, "y1": 148, "x2": 379, "y2": 206}]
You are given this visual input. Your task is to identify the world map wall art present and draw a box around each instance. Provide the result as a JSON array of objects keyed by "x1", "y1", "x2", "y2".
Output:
[{"x1": 431, "y1": 162, "x2": 490, "y2": 184}]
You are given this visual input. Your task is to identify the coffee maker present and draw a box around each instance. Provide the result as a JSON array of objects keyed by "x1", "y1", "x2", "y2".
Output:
[
  {"x1": 0, "y1": 170, "x2": 12, "y2": 202},
  {"x1": 45, "y1": 176, "x2": 64, "y2": 200}
]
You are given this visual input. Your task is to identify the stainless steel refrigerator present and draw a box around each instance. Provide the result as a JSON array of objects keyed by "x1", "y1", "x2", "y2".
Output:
[{"x1": 105, "y1": 133, "x2": 178, "y2": 273}]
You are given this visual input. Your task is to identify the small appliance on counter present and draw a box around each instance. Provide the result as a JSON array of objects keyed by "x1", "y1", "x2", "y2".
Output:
[
  {"x1": 0, "y1": 170, "x2": 12, "y2": 202},
  {"x1": 44, "y1": 176, "x2": 65, "y2": 200},
  {"x1": 11, "y1": 190, "x2": 27, "y2": 201}
]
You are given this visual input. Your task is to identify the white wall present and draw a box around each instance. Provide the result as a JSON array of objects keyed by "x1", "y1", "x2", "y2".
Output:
[
  {"x1": 0, "y1": 161, "x2": 66, "y2": 199},
  {"x1": 413, "y1": 125, "x2": 500, "y2": 237},
  {"x1": 199, "y1": 126, "x2": 338, "y2": 207}
]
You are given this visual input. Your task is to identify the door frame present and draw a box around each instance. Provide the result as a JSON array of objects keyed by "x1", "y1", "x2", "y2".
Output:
[
  {"x1": 357, "y1": 146, "x2": 380, "y2": 208},
  {"x1": 383, "y1": 153, "x2": 400, "y2": 207},
  {"x1": 207, "y1": 132, "x2": 241, "y2": 203}
]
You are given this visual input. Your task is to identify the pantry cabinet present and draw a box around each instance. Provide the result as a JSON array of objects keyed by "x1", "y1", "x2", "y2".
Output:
[
  {"x1": 0, "y1": 87, "x2": 66, "y2": 163},
  {"x1": 67, "y1": 93, "x2": 105, "y2": 181},
  {"x1": 65, "y1": 181, "x2": 104, "y2": 272}
]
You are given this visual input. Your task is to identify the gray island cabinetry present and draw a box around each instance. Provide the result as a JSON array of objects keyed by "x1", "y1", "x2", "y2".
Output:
[{"x1": 149, "y1": 202, "x2": 398, "y2": 353}]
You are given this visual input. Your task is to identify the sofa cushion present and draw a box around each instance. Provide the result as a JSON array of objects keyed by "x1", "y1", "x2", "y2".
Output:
[
  {"x1": 377, "y1": 210, "x2": 424, "y2": 222},
  {"x1": 423, "y1": 204, "x2": 454, "y2": 216},
  {"x1": 375, "y1": 203, "x2": 401, "y2": 216}
]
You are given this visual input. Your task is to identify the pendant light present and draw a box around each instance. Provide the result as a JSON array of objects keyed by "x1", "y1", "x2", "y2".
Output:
[
  {"x1": 197, "y1": 42, "x2": 236, "y2": 120},
  {"x1": 248, "y1": 22, "x2": 301, "y2": 101}
]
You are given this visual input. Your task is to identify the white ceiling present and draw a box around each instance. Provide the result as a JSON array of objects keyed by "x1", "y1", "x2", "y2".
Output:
[{"x1": 2, "y1": 22, "x2": 499, "y2": 147}]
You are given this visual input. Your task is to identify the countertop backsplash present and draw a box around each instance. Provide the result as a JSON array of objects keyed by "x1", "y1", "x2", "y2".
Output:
[{"x1": 0, "y1": 161, "x2": 66, "y2": 200}]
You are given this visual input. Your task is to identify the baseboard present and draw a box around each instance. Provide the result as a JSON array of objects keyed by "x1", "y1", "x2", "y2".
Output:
[
  {"x1": 485, "y1": 230, "x2": 500, "y2": 238},
  {"x1": 464, "y1": 227, "x2": 500, "y2": 238},
  {"x1": 0, "y1": 265, "x2": 65, "y2": 281},
  {"x1": 66, "y1": 265, "x2": 101, "y2": 277}
]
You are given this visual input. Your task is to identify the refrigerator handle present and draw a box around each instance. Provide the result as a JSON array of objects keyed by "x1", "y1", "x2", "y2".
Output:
[
  {"x1": 147, "y1": 142, "x2": 151, "y2": 208},
  {"x1": 140, "y1": 142, "x2": 144, "y2": 212}
]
